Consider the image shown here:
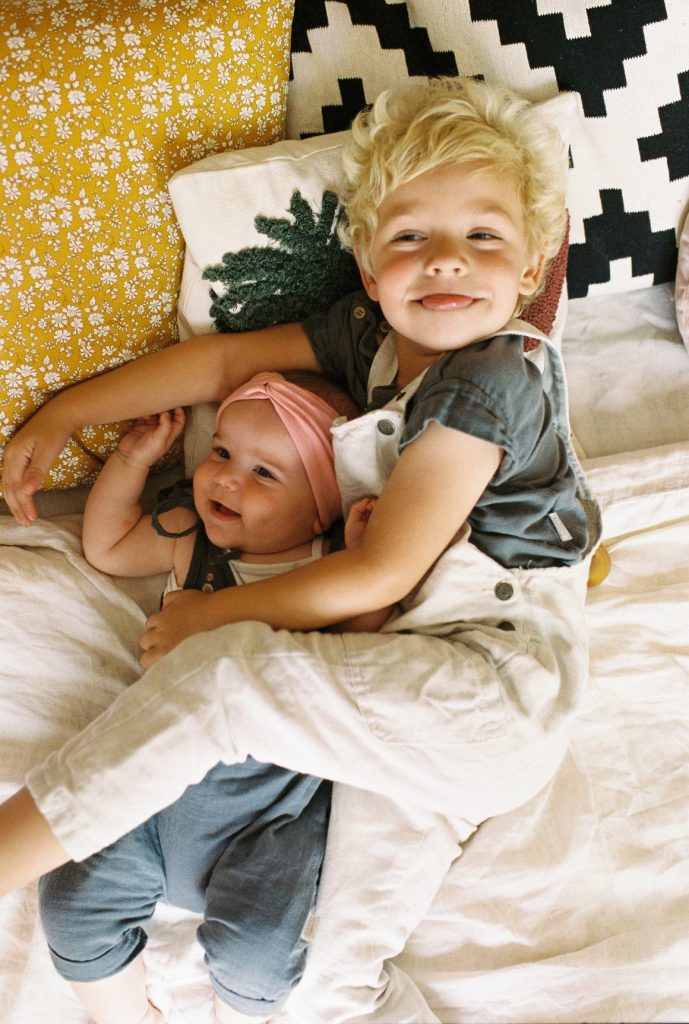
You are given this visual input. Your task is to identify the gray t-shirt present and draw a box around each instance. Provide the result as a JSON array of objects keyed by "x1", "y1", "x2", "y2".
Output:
[{"x1": 304, "y1": 290, "x2": 589, "y2": 569}]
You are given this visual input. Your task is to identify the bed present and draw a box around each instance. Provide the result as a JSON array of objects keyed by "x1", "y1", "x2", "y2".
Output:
[{"x1": 2, "y1": 2, "x2": 689, "y2": 1022}]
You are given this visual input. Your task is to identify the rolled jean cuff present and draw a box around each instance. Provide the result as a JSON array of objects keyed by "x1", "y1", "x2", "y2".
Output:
[
  {"x1": 210, "y1": 977, "x2": 290, "y2": 1018},
  {"x1": 46, "y1": 931, "x2": 147, "y2": 983}
]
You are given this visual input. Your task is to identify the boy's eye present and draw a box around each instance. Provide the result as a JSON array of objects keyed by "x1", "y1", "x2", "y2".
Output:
[
  {"x1": 393, "y1": 231, "x2": 424, "y2": 243},
  {"x1": 215, "y1": 447, "x2": 230, "y2": 460},
  {"x1": 254, "y1": 465, "x2": 275, "y2": 480},
  {"x1": 470, "y1": 230, "x2": 500, "y2": 241}
]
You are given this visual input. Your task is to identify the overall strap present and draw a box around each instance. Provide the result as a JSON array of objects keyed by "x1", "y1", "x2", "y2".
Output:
[{"x1": 151, "y1": 478, "x2": 199, "y2": 538}]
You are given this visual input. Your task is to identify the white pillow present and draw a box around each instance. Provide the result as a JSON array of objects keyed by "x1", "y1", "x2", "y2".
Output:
[
  {"x1": 169, "y1": 131, "x2": 355, "y2": 474},
  {"x1": 168, "y1": 93, "x2": 577, "y2": 474},
  {"x1": 170, "y1": 131, "x2": 356, "y2": 341}
]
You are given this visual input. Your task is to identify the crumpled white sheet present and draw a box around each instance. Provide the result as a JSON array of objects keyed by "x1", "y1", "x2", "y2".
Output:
[
  {"x1": 0, "y1": 515, "x2": 160, "y2": 1023},
  {"x1": 562, "y1": 283, "x2": 689, "y2": 458},
  {"x1": 1, "y1": 436, "x2": 689, "y2": 1023}
]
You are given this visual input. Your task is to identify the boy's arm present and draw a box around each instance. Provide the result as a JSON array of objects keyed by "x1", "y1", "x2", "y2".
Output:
[
  {"x1": 83, "y1": 411, "x2": 183, "y2": 577},
  {"x1": 0, "y1": 788, "x2": 69, "y2": 897},
  {"x1": 139, "y1": 423, "x2": 502, "y2": 666},
  {"x1": 3, "y1": 323, "x2": 321, "y2": 526}
]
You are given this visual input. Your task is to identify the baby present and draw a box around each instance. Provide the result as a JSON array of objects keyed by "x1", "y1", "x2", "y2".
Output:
[{"x1": 38, "y1": 371, "x2": 373, "y2": 1024}]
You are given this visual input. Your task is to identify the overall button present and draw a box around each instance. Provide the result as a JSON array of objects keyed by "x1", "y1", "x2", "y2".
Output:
[
  {"x1": 377, "y1": 418, "x2": 396, "y2": 435},
  {"x1": 353, "y1": 305, "x2": 367, "y2": 319},
  {"x1": 495, "y1": 581, "x2": 514, "y2": 601}
]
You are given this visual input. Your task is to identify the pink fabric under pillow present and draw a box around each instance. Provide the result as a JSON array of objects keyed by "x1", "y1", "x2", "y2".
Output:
[
  {"x1": 675, "y1": 211, "x2": 689, "y2": 352},
  {"x1": 522, "y1": 222, "x2": 570, "y2": 347}
]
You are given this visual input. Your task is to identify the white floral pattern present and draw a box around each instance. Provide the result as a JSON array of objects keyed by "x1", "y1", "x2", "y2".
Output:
[{"x1": 0, "y1": 0, "x2": 294, "y2": 491}]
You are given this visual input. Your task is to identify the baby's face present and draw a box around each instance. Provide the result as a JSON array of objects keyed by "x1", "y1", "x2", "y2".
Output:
[
  {"x1": 358, "y1": 161, "x2": 544, "y2": 364},
  {"x1": 193, "y1": 400, "x2": 321, "y2": 563}
]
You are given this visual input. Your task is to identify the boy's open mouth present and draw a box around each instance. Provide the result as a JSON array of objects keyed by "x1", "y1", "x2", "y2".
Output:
[{"x1": 419, "y1": 293, "x2": 476, "y2": 311}]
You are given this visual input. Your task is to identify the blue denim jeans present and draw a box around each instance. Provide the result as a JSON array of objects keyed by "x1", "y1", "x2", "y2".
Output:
[{"x1": 39, "y1": 758, "x2": 331, "y2": 1017}]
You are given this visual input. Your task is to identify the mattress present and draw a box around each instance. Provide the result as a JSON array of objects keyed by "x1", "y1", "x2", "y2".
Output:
[{"x1": 1, "y1": 285, "x2": 688, "y2": 1023}]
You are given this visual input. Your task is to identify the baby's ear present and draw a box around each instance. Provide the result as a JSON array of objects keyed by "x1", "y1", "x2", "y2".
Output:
[
  {"x1": 519, "y1": 251, "x2": 546, "y2": 297},
  {"x1": 354, "y1": 246, "x2": 379, "y2": 301}
]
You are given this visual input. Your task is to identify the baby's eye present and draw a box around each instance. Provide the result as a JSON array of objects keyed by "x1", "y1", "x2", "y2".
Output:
[
  {"x1": 470, "y1": 230, "x2": 500, "y2": 241},
  {"x1": 393, "y1": 231, "x2": 424, "y2": 243},
  {"x1": 214, "y1": 447, "x2": 230, "y2": 461},
  {"x1": 254, "y1": 465, "x2": 275, "y2": 480}
]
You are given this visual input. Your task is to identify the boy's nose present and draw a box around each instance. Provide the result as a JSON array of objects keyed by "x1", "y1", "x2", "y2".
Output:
[{"x1": 426, "y1": 239, "x2": 467, "y2": 274}]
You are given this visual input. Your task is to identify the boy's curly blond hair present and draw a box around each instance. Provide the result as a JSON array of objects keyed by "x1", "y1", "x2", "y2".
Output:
[{"x1": 338, "y1": 77, "x2": 568, "y2": 304}]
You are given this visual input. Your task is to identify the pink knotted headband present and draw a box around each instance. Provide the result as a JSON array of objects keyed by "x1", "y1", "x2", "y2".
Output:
[{"x1": 216, "y1": 372, "x2": 342, "y2": 530}]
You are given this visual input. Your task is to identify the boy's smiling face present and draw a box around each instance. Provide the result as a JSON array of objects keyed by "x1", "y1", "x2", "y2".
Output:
[{"x1": 357, "y1": 161, "x2": 545, "y2": 374}]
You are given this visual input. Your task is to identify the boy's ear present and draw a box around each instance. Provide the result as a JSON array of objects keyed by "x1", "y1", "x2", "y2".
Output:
[
  {"x1": 354, "y1": 246, "x2": 379, "y2": 301},
  {"x1": 519, "y1": 252, "x2": 546, "y2": 297}
]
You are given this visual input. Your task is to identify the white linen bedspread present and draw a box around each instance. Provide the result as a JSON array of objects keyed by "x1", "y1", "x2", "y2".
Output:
[
  {"x1": 0, "y1": 517, "x2": 163, "y2": 1023},
  {"x1": 1, "y1": 436, "x2": 688, "y2": 1023}
]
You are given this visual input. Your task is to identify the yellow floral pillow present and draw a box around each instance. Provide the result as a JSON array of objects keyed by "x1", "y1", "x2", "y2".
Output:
[{"x1": 0, "y1": 0, "x2": 294, "y2": 493}]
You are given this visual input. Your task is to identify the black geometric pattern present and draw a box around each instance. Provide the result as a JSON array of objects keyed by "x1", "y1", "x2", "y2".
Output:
[
  {"x1": 288, "y1": 0, "x2": 689, "y2": 298},
  {"x1": 469, "y1": 0, "x2": 667, "y2": 117},
  {"x1": 290, "y1": 0, "x2": 457, "y2": 82},
  {"x1": 319, "y1": 77, "x2": 367, "y2": 137},
  {"x1": 567, "y1": 190, "x2": 678, "y2": 299},
  {"x1": 639, "y1": 70, "x2": 689, "y2": 182},
  {"x1": 289, "y1": 0, "x2": 457, "y2": 135}
]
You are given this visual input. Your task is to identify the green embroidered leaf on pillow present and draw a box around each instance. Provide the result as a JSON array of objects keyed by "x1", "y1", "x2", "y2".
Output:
[{"x1": 203, "y1": 189, "x2": 361, "y2": 332}]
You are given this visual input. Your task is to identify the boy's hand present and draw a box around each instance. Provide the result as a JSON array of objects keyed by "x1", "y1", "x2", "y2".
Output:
[
  {"x1": 2, "y1": 403, "x2": 74, "y2": 526},
  {"x1": 117, "y1": 408, "x2": 185, "y2": 470},
  {"x1": 344, "y1": 497, "x2": 378, "y2": 549},
  {"x1": 139, "y1": 588, "x2": 211, "y2": 667},
  {"x1": 3, "y1": 405, "x2": 184, "y2": 525}
]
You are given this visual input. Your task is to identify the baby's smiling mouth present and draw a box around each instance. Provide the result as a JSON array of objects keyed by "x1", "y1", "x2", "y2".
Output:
[
  {"x1": 418, "y1": 293, "x2": 476, "y2": 311},
  {"x1": 210, "y1": 500, "x2": 239, "y2": 519}
]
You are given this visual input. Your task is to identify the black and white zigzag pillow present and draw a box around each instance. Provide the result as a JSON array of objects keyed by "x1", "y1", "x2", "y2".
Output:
[{"x1": 287, "y1": 0, "x2": 689, "y2": 300}]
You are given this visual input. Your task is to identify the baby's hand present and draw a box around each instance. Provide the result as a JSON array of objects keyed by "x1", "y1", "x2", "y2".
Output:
[
  {"x1": 117, "y1": 408, "x2": 185, "y2": 470},
  {"x1": 344, "y1": 497, "x2": 378, "y2": 549}
]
